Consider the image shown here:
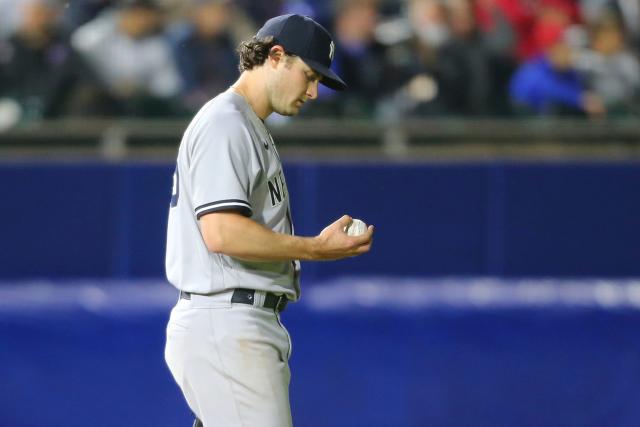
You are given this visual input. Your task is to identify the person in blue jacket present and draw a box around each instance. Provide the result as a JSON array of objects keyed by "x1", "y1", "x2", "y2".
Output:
[{"x1": 510, "y1": 20, "x2": 605, "y2": 117}]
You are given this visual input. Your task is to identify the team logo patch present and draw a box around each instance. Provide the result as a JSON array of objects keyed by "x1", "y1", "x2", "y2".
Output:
[{"x1": 329, "y1": 41, "x2": 335, "y2": 61}]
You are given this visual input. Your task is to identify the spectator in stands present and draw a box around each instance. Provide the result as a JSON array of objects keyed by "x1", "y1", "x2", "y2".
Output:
[
  {"x1": 0, "y1": 0, "x2": 100, "y2": 123},
  {"x1": 509, "y1": 20, "x2": 606, "y2": 117},
  {"x1": 169, "y1": 0, "x2": 239, "y2": 113},
  {"x1": 574, "y1": 16, "x2": 640, "y2": 115},
  {"x1": 376, "y1": 0, "x2": 453, "y2": 119},
  {"x1": 474, "y1": 0, "x2": 536, "y2": 61},
  {"x1": 71, "y1": 0, "x2": 181, "y2": 116},
  {"x1": 304, "y1": 0, "x2": 386, "y2": 117},
  {"x1": 581, "y1": 0, "x2": 640, "y2": 53},
  {"x1": 467, "y1": 0, "x2": 518, "y2": 115},
  {"x1": 528, "y1": 0, "x2": 580, "y2": 57},
  {"x1": 437, "y1": 0, "x2": 494, "y2": 115},
  {"x1": 475, "y1": 0, "x2": 579, "y2": 62}
]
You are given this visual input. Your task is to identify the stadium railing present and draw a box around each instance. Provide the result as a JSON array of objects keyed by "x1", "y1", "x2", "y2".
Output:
[{"x1": 0, "y1": 117, "x2": 639, "y2": 160}]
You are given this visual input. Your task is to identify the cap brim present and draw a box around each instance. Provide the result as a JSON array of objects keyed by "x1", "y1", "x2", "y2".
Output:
[{"x1": 301, "y1": 58, "x2": 347, "y2": 91}]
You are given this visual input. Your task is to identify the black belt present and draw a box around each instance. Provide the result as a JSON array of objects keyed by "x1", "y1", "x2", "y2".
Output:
[{"x1": 180, "y1": 288, "x2": 288, "y2": 312}]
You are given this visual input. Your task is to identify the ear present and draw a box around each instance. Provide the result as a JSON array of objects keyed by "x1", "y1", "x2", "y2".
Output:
[{"x1": 268, "y1": 45, "x2": 286, "y2": 68}]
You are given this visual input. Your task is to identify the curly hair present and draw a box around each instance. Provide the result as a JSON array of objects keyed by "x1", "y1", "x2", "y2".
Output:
[{"x1": 236, "y1": 36, "x2": 278, "y2": 73}]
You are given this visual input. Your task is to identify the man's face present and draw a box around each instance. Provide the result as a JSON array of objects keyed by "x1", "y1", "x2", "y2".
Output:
[
  {"x1": 593, "y1": 26, "x2": 623, "y2": 56},
  {"x1": 548, "y1": 42, "x2": 573, "y2": 71},
  {"x1": 267, "y1": 53, "x2": 320, "y2": 116},
  {"x1": 21, "y1": 1, "x2": 58, "y2": 35},
  {"x1": 193, "y1": 2, "x2": 229, "y2": 38},
  {"x1": 119, "y1": 7, "x2": 162, "y2": 39}
]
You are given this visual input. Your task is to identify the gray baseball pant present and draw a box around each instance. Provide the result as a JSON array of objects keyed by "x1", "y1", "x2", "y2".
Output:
[{"x1": 165, "y1": 291, "x2": 293, "y2": 427}]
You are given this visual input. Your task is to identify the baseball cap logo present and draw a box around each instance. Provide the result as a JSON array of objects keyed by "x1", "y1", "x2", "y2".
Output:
[{"x1": 256, "y1": 14, "x2": 346, "y2": 90}]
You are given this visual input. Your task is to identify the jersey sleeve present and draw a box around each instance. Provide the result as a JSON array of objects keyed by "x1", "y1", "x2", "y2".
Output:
[{"x1": 188, "y1": 113, "x2": 258, "y2": 219}]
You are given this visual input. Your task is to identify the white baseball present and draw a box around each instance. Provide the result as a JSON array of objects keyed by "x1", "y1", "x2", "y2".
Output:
[{"x1": 345, "y1": 218, "x2": 367, "y2": 236}]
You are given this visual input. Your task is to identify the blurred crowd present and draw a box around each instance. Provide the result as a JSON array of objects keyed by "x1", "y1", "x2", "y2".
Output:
[{"x1": 0, "y1": 0, "x2": 639, "y2": 127}]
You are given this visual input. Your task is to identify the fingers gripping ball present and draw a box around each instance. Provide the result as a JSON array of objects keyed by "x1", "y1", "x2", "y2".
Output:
[{"x1": 344, "y1": 218, "x2": 367, "y2": 236}]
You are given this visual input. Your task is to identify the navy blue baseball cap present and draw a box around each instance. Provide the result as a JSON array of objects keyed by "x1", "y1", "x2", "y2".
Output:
[{"x1": 256, "y1": 14, "x2": 347, "y2": 91}]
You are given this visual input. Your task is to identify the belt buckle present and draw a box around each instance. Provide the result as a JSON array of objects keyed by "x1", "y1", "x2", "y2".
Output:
[{"x1": 275, "y1": 295, "x2": 288, "y2": 312}]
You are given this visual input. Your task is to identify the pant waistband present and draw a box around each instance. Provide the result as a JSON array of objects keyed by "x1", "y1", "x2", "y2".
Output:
[{"x1": 180, "y1": 288, "x2": 288, "y2": 313}]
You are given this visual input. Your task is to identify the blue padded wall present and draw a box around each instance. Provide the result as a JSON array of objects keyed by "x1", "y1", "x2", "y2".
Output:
[{"x1": 1, "y1": 160, "x2": 639, "y2": 279}]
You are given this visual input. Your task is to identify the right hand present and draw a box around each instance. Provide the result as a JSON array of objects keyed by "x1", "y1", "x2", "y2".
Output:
[{"x1": 312, "y1": 215, "x2": 374, "y2": 260}]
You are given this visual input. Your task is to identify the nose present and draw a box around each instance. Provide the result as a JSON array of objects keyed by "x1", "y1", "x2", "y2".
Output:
[{"x1": 306, "y1": 80, "x2": 318, "y2": 100}]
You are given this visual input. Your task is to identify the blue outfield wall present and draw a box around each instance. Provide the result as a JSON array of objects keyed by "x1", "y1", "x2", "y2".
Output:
[
  {"x1": 0, "y1": 160, "x2": 639, "y2": 279},
  {"x1": 2, "y1": 279, "x2": 640, "y2": 427},
  {"x1": 2, "y1": 161, "x2": 640, "y2": 427}
]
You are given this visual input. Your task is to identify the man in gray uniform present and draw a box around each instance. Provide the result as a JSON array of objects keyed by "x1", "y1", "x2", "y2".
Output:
[{"x1": 164, "y1": 14, "x2": 374, "y2": 427}]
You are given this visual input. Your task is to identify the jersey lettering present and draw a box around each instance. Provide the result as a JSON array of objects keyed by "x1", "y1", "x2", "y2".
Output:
[
  {"x1": 268, "y1": 177, "x2": 282, "y2": 206},
  {"x1": 267, "y1": 171, "x2": 287, "y2": 207}
]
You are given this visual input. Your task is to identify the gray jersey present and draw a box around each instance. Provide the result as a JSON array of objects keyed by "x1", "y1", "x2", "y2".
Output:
[{"x1": 166, "y1": 91, "x2": 301, "y2": 300}]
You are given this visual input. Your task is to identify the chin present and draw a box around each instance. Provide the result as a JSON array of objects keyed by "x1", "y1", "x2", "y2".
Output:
[{"x1": 276, "y1": 107, "x2": 299, "y2": 117}]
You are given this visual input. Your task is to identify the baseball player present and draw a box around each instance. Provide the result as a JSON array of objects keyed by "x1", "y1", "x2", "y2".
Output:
[{"x1": 164, "y1": 14, "x2": 374, "y2": 427}]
